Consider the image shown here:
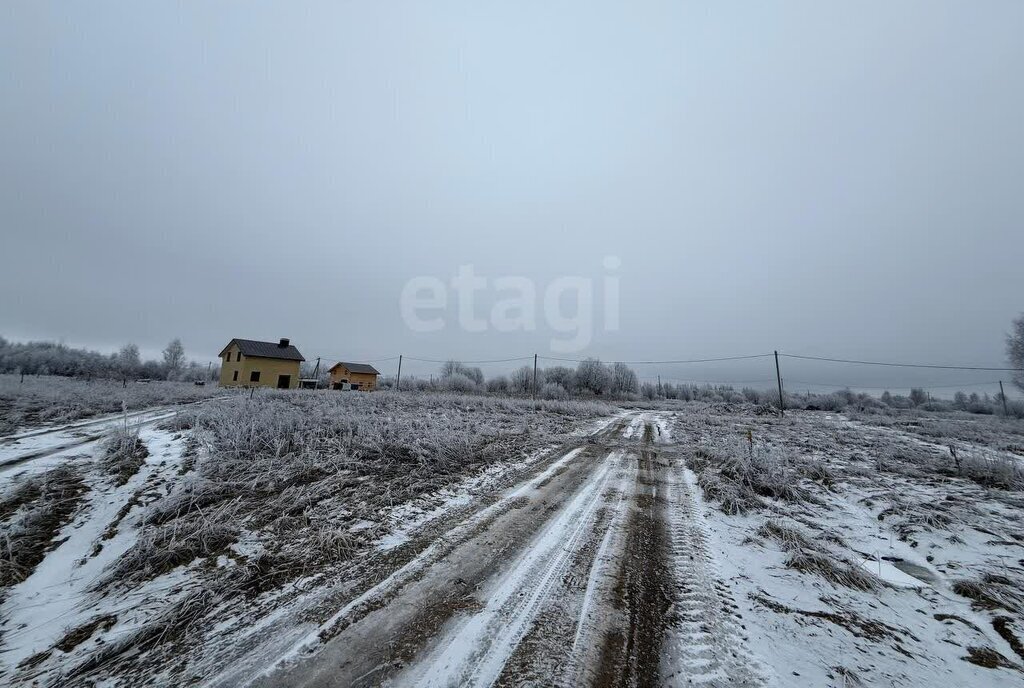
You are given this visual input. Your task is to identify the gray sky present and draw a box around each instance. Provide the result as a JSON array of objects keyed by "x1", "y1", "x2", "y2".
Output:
[{"x1": 2, "y1": 2, "x2": 1022, "y2": 392}]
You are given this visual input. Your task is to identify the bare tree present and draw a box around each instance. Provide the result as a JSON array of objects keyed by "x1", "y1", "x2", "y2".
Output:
[
  {"x1": 162, "y1": 338, "x2": 186, "y2": 379},
  {"x1": 610, "y1": 362, "x2": 639, "y2": 396},
  {"x1": 117, "y1": 343, "x2": 141, "y2": 378},
  {"x1": 1008, "y1": 313, "x2": 1024, "y2": 392},
  {"x1": 510, "y1": 366, "x2": 534, "y2": 394}
]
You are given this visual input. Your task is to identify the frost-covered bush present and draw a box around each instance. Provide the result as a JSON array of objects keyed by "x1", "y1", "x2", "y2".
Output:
[
  {"x1": 440, "y1": 360, "x2": 483, "y2": 386},
  {"x1": 540, "y1": 382, "x2": 568, "y2": 400},
  {"x1": 440, "y1": 373, "x2": 479, "y2": 393},
  {"x1": 542, "y1": 366, "x2": 576, "y2": 391},
  {"x1": 486, "y1": 375, "x2": 510, "y2": 393}
]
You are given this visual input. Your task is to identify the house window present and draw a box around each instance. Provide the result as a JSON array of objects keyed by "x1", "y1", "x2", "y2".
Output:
[
  {"x1": 237, "y1": 352, "x2": 243, "y2": 362},
  {"x1": 250, "y1": 371, "x2": 261, "y2": 383},
  {"x1": 232, "y1": 370, "x2": 239, "y2": 382}
]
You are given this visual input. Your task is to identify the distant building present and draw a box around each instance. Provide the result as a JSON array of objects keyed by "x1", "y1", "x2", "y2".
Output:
[
  {"x1": 219, "y1": 338, "x2": 304, "y2": 389},
  {"x1": 328, "y1": 362, "x2": 380, "y2": 391}
]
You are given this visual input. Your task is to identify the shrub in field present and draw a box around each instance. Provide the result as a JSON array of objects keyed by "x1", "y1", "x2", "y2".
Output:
[
  {"x1": 542, "y1": 366, "x2": 576, "y2": 392},
  {"x1": 440, "y1": 373, "x2": 480, "y2": 394},
  {"x1": 540, "y1": 382, "x2": 568, "y2": 400},
  {"x1": 486, "y1": 375, "x2": 510, "y2": 393}
]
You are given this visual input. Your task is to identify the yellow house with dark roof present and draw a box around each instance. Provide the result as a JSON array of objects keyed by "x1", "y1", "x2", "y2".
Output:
[
  {"x1": 328, "y1": 362, "x2": 380, "y2": 391},
  {"x1": 219, "y1": 338, "x2": 304, "y2": 389}
]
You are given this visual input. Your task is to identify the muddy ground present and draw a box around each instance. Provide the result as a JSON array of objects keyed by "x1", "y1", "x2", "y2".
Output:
[{"x1": 240, "y1": 412, "x2": 764, "y2": 688}]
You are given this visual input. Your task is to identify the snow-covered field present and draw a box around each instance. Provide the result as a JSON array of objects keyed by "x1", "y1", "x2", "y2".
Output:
[{"x1": 1, "y1": 391, "x2": 1022, "y2": 686}]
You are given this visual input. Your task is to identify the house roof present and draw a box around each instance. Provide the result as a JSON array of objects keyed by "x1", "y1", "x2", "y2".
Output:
[
  {"x1": 329, "y1": 361, "x2": 380, "y2": 375},
  {"x1": 219, "y1": 338, "x2": 305, "y2": 362}
]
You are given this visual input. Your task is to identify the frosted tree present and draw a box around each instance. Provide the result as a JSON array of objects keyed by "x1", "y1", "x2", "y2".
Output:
[
  {"x1": 440, "y1": 360, "x2": 484, "y2": 386},
  {"x1": 162, "y1": 338, "x2": 186, "y2": 379},
  {"x1": 510, "y1": 366, "x2": 534, "y2": 394},
  {"x1": 542, "y1": 366, "x2": 575, "y2": 391},
  {"x1": 575, "y1": 358, "x2": 610, "y2": 395},
  {"x1": 610, "y1": 362, "x2": 639, "y2": 396},
  {"x1": 1008, "y1": 313, "x2": 1024, "y2": 392},
  {"x1": 117, "y1": 343, "x2": 141, "y2": 376}
]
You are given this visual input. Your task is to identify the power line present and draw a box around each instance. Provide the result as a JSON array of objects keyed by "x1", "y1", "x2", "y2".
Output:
[
  {"x1": 786, "y1": 379, "x2": 1008, "y2": 391},
  {"x1": 404, "y1": 355, "x2": 534, "y2": 364},
  {"x1": 539, "y1": 353, "x2": 773, "y2": 365},
  {"x1": 306, "y1": 354, "x2": 401, "y2": 364},
  {"x1": 779, "y1": 353, "x2": 1024, "y2": 372}
]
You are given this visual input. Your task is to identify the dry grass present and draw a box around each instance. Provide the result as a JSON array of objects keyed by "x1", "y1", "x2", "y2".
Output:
[
  {"x1": 757, "y1": 520, "x2": 878, "y2": 591},
  {"x1": 100, "y1": 425, "x2": 150, "y2": 485},
  {"x1": 0, "y1": 374, "x2": 225, "y2": 435},
  {"x1": 101, "y1": 391, "x2": 605, "y2": 597},
  {"x1": 688, "y1": 438, "x2": 831, "y2": 515},
  {"x1": 953, "y1": 573, "x2": 1024, "y2": 614},
  {"x1": 0, "y1": 466, "x2": 87, "y2": 589}
]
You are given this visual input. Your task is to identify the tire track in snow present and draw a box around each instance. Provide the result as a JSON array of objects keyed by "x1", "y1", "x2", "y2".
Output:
[
  {"x1": 406, "y1": 450, "x2": 625, "y2": 688},
  {"x1": 572, "y1": 466, "x2": 633, "y2": 653},
  {"x1": 661, "y1": 462, "x2": 768, "y2": 687}
]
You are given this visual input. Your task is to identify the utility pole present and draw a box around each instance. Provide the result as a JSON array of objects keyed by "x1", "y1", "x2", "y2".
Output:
[
  {"x1": 999, "y1": 381, "x2": 1009, "y2": 416},
  {"x1": 312, "y1": 357, "x2": 321, "y2": 389},
  {"x1": 533, "y1": 354, "x2": 538, "y2": 401},
  {"x1": 396, "y1": 355, "x2": 403, "y2": 391},
  {"x1": 774, "y1": 350, "x2": 785, "y2": 417},
  {"x1": 658, "y1": 375, "x2": 662, "y2": 397}
]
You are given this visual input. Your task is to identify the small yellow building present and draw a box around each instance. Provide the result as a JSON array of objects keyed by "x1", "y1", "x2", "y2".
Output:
[
  {"x1": 219, "y1": 338, "x2": 305, "y2": 389},
  {"x1": 328, "y1": 362, "x2": 380, "y2": 391}
]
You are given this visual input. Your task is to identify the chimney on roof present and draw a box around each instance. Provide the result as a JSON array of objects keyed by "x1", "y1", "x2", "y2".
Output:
[{"x1": 278, "y1": 338, "x2": 290, "y2": 348}]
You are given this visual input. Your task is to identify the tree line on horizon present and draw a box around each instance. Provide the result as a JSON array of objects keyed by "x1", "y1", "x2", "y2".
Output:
[{"x1": 0, "y1": 337, "x2": 214, "y2": 382}]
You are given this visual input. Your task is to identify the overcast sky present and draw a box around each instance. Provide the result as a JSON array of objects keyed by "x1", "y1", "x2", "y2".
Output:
[{"x1": 2, "y1": 2, "x2": 1022, "y2": 392}]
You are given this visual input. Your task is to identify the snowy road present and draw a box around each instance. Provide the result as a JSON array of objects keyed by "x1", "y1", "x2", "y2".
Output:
[
  {"x1": 247, "y1": 411, "x2": 767, "y2": 688},
  {"x1": 0, "y1": 398, "x2": 218, "y2": 476}
]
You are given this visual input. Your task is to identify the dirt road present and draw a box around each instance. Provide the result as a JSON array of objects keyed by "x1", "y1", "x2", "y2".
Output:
[{"x1": 248, "y1": 411, "x2": 766, "y2": 687}]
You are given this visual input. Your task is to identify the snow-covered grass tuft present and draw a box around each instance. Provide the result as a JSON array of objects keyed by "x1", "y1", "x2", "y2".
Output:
[
  {"x1": 757, "y1": 520, "x2": 878, "y2": 591},
  {"x1": 100, "y1": 424, "x2": 150, "y2": 485},
  {"x1": 687, "y1": 438, "x2": 831, "y2": 514},
  {"x1": 0, "y1": 465, "x2": 87, "y2": 591},
  {"x1": 952, "y1": 573, "x2": 1024, "y2": 614}
]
